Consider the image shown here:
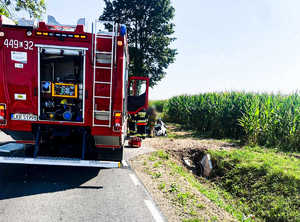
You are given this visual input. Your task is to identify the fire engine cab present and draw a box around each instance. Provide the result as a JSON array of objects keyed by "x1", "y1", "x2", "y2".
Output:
[{"x1": 0, "y1": 15, "x2": 149, "y2": 167}]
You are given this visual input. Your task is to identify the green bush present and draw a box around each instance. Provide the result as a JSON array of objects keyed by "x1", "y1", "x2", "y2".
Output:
[
  {"x1": 149, "y1": 100, "x2": 167, "y2": 113},
  {"x1": 164, "y1": 92, "x2": 300, "y2": 152}
]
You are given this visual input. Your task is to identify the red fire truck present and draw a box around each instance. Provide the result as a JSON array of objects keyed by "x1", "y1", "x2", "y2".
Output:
[{"x1": 0, "y1": 15, "x2": 149, "y2": 167}]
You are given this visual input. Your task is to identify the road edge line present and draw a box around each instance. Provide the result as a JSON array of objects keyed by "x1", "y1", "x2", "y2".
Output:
[
  {"x1": 144, "y1": 199, "x2": 164, "y2": 222},
  {"x1": 129, "y1": 173, "x2": 140, "y2": 186},
  {"x1": 126, "y1": 159, "x2": 167, "y2": 222}
]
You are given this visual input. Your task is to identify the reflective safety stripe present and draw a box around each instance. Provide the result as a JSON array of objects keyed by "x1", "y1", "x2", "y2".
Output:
[
  {"x1": 129, "y1": 131, "x2": 136, "y2": 133},
  {"x1": 131, "y1": 134, "x2": 146, "y2": 137},
  {"x1": 138, "y1": 112, "x2": 146, "y2": 118}
]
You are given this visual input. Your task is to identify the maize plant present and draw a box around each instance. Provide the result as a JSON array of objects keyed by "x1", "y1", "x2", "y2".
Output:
[{"x1": 164, "y1": 92, "x2": 300, "y2": 152}]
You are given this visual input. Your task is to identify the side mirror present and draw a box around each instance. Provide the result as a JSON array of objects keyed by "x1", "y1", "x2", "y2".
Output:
[{"x1": 127, "y1": 77, "x2": 149, "y2": 114}]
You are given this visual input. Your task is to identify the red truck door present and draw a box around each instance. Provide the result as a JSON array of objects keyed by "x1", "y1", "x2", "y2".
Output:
[
  {"x1": 2, "y1": 40, "x2": 38, "y2": 121},
  {"x1": 127, "y1": 77, "x2": 149, "y2": 114}
]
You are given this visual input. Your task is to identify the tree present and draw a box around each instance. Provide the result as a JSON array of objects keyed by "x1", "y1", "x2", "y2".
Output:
[
  {"x1": 100, "y1": 0, "x2": 177, "y2": 87},
  {"x1": 0, "y1": 0, "x2": 45, "y2": 19}
]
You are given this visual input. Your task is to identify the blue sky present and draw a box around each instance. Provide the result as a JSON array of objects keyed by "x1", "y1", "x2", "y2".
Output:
[{"x1": 42, "y1": 1, "x2": 300, "y2": 99}]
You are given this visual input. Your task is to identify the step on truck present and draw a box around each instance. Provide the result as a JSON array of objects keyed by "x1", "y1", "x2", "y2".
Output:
[{"x1": 0, "y1": 15, "x2": 149, "y2": 167}]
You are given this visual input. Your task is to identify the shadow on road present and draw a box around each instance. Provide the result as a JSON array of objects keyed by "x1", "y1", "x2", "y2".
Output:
[{"x1": 0, "y1": 164, "x2": 102, "y2": 200}]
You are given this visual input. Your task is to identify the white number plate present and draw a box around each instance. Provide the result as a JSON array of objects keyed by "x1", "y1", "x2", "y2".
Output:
[
  {"x1": 4, "y1": 39, "x2": 34, "y2": 51},
  {"x1": 11, "y1": 113, "x2": 37, "y2": 121}
]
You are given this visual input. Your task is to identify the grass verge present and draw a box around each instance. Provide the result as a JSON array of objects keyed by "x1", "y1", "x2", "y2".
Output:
[
  {"x1": 136, "y1": 124, "x2": 299, "y2": 221},
  {"x1": 138, "y1": 147, "x2": 300, "y2": 221},
  {"x1": 166, "y1": 160, "x2": 246, "y2": 221},
  {"x1": 142, "y1": 150, "x2": 242, "y2": 221},
  {"x1": 208, "y1": 146, "x2": 300, "y2": 222}
]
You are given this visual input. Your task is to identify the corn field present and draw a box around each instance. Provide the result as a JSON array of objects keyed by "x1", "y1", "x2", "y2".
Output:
[{"x1": 163, "y1": 92, "x2": 300, "y2": 152}]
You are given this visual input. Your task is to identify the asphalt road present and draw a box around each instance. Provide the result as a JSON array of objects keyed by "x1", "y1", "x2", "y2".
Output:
[{"x1": 0, "y1": 132, "x2": 163, "y2": 222}]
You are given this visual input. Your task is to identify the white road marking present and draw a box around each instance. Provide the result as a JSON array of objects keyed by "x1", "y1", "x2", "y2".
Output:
[
  {"x1": 122, "y1": 160, "x2": 128, "y2": 167},
  {"x1": 129, "y1": 173, "x2": 140, "y2": 186},
  {"x1": 144, "y1": 200, "x2": 164, "y2": 222}
]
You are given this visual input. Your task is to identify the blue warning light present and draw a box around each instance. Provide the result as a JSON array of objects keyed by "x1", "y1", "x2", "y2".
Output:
[
  {"x1": 120, "y1": 25, "x2": 126, "y2": 36},
  {"x1": 63, "y1": 111, "x2": 72, "y2": 121}
]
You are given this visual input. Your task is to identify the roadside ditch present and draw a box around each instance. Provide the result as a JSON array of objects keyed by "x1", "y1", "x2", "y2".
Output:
[{"x1": 129, "y1": 124, "x2": 300, "y2": 222}]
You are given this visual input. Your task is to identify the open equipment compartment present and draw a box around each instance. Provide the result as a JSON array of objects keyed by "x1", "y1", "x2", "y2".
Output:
[{"x1": 38, "y1": 46, "x2": 86, "y2": 123}]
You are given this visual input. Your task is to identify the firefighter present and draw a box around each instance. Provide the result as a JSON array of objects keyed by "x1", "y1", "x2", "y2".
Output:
[
  {"x1": 128, "y1": 114, "x2": 137, "y2": 136},
  {"x1": 136, "y1": 109, "x2": 148, "y2": 138},
  {"x1": 147, "y1": 106, "x2": 157, "y2": 138}
]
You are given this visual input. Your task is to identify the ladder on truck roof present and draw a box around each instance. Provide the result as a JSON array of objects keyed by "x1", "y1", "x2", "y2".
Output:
[{"x1": 92, "y1": 21, "x2": 117, "y2": 127}]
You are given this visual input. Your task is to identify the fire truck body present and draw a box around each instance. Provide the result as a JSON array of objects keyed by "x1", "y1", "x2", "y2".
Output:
[{"x1": 0, "y1": 16, "x2": 149, "y2": 167}]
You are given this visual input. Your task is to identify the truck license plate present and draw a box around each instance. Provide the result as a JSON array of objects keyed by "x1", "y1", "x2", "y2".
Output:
[{"x1": 11, "y1": 113, "x2": 37, "y2": 121}]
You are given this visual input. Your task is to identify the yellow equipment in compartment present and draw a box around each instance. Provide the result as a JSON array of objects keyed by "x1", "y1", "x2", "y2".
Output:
[{"x1": 52, "y1": 83, "x2": 78, "y2": 98}]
